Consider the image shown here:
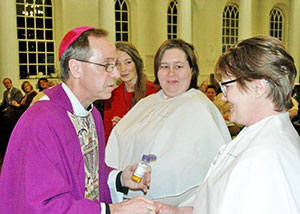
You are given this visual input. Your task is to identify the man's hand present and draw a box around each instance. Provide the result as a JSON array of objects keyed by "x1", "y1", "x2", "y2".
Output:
[
  {"x1": 121, "y1": 163, "x2": 151, "y2": 194},
  {"x1": 109, "y1": 196, "x2": 156, "y2": 214}
]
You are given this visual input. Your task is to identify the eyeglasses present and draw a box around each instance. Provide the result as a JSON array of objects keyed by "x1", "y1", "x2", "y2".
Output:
[
  {"x1": 75, "y1": 59, "x2": 116, "y2": 73},
  {"x1": 219, "y1": 78, "x2": 239, "y2": 97}
]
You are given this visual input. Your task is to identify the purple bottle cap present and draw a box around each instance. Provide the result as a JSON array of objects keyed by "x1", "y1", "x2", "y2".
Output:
[
  {"x1": 142, "y1": 155, "x2": 150, "y2": 162},
  {"x1": 148, "y1": 154, "x2": 157, "y2": 161},
  {"x1": 142, "y1": 154, "x2": 157, "y2": 162}
]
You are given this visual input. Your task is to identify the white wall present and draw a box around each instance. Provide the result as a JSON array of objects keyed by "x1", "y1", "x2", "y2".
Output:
[
  {"x1": 0, "y1": 1, "x2": 20, "y2": 92},
  {"x1": 0, "y1": 0, "x2": 299, "y2": 96}
]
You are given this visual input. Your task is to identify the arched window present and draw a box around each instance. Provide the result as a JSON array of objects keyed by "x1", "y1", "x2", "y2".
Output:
[
  {"x1": 222, "y1": 4, "x2": 239, "y2": 53},
  {"x1": 16, "y1": 0, "x2": 55, "y2": 79},
  {"x1": 115, "y1": 0, "x2": 129, "y2": 41},
  {"x1": 270, "y1": 8, "x2": 284, "y2": 41},
  {"x1": 167, "y1": 0, "x2": 178, "y2": 39}
]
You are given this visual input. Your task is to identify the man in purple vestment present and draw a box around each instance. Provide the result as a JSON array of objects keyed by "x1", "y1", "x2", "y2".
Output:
[{"x1": 0, "y1": 27, "x2": 156, "y2": 214}]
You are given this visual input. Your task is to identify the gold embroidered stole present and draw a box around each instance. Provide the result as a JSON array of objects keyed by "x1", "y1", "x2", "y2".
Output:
[{"x1": 68, "y1": 112, "x2": 99, "y2": 200}]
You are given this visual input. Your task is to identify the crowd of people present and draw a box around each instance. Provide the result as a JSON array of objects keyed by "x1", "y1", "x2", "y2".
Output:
[
  {"x1": 0, "y1": 77, "x2": 56, "y2": 159},
  {"x1": 0, "y1": 78, "x2": 23, "y2": 157},
  {"x1": 0, "y1": 26, "x2": 299, "y2": 214}
]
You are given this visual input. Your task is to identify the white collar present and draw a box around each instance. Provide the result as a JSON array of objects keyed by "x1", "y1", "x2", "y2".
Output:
[
  {"x1": 62, "y1": 83, "x2": 93, "y2": 117},
  {"x1": 160, "y1": 88, "x2": 193, "y2": 100}
]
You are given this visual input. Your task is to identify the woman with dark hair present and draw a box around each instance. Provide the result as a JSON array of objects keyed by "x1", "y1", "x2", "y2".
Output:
[
  {"x1": 104, "y1": 41, "x2": 157, "y2": 142},
  {"x1": 37, "y1": 77, "x2": 49, "y2": 92},
  {"x1": 106, "y1": 39, "x2": 231, "y2": 206}
]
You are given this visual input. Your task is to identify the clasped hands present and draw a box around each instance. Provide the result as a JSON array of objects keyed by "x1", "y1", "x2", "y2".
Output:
[
  {"x1": 109, "y1": 196, "x2": 179, "y2": 214},
  {"x1": 111, "y1": 163, "x2": 181, "y2": 214}
]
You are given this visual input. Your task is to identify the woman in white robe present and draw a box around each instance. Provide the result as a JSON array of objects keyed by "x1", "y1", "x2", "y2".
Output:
[
  {"x1": 105, "y1": 39, "x2": 231, "y2": 206},
  {"x1": 155, "y1": 36, "x2": 300, "y2": 214}
]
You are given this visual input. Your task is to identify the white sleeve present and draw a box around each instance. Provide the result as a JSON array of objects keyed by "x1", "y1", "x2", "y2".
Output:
[
  {"x1": 107, "y1": 169, "x2": 124, "y2": 203},
  {"x1": 100, "y1": 203, "x2": 106, "y2": 214}
]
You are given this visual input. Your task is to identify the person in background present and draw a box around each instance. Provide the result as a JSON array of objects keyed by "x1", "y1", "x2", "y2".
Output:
[
  {"x1": 289, "y1": 97, "x2": 299, "y2": 119},
  {"x1": 213, "y1": 91, "x2": 243, "y2": 137},
  {"x1": 30, "y1": 78, "x2": 57, "y2": 106},
  {"x1": 48, "y1": 80, "x2": 57, "y2": 87},
  {"x1": 199, "y1": 80, "x2": 208, "y2": 93},
  {"x1": 104, "y1": 41, "x2": 157, "y2": 143},
  {"x1": 0, "y1": 26, "x2": 156, "y2": 214},
  {"x1": 0, "y1": 78, "x2": 23, "y2": 156},
  {"x1": 209, "y1": 73, "x2": 221, "y2": 94},
  {"x1": 37, "y1": 77, "x2": 49, "y2": 91},
  {"x1": 213, "y1": 92, "x2": 230, "y2": 120},
  {"x1": 293, "y1": 84, "x2": 300, "y2": 104},
  {"x1": 205, "y1": 85, "x2": 217, "y2": 101},
  {"x1": 206, "y1": 85, "x2": 242, "y2": 137},
  {"x1": 106, "y1": 38, "x2": 231, "y2": 206},
  {"x1": 156, "y1": 36, "x2": 300, "y2": 214},
  {"x1": 291, "y1": 84, "x2": 300, "y2": 134},
  {"x1": 0, "y1": 78, "x2": 23, "y2": 111},
  {"x1": 11, "y1": 81, "x2": 37, "y2": 119}
]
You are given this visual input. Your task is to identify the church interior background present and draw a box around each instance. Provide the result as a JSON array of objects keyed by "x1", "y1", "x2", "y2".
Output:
[{"x1": 0, "y1": 0, "x2": 299, "y2": 96}]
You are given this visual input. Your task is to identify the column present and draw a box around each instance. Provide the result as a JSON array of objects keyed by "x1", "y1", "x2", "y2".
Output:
[
  {"x1": 99, "y1": 0, "x2": 116, "y2": 42},
  {"x1": 0, "y1": 1, "x2": 19, "y2": 90},
  {"x1": 238, "y1": 0, "x2": 252, "y2": 41},
  {"x1": 178, "y1": 0, "x2": 192, "y2": 43},
  {"x1": 289, "y1": 0, "x2": 300, "y2": 83}
]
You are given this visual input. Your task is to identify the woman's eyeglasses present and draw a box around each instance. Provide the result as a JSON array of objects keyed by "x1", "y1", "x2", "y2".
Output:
[{"x1": 218, "y1": 79, "x2": 239, "y2": 97}]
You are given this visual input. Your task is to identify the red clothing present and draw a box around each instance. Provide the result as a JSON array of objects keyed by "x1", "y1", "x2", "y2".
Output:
[{"x1": 104, "y1": 81, "x2": 157, "y2": 143}]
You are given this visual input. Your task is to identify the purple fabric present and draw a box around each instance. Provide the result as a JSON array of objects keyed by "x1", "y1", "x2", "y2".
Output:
[{"x1": 0, "y1": 84, "x2": 113, "y2": 214}]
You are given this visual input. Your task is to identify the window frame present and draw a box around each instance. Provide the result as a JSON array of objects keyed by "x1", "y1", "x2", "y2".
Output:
[
  {"x1": 269, "y1": 7, "x2": 284, "y2": 42},
  {"x1": 115, "y1": 0, "x2": 130, "y2": 42},
  {"x1": 222, "y1": 4, "x2": 239, "y2": 53},
  {"x1": 16, "y1": 0, "x2": 55, "y2": 79},
  {"x1": 167, "y1": 0, "x2": 178, "y2": 39}
]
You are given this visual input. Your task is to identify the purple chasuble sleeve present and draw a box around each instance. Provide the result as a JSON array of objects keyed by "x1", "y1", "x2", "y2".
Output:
[{"x1": 0, "y1": 84, "x2": 113, "y2": 214}]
